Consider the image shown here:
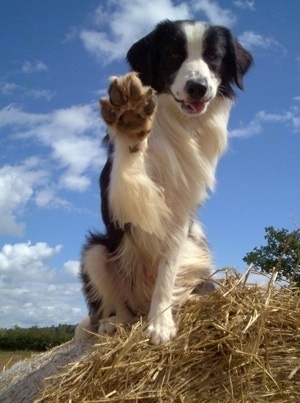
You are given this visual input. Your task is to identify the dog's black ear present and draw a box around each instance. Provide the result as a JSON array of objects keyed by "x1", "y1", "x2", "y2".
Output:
[
  {"x1": 230, "y1": 38, "x2": 253, "y2": 90},
  {"x1": 222, "y1": 28, "x2": 253, "y2": 92},
  {"x1": 126, "y1": 28, "x2": 163, "y2": 91},
  {"x1": 209, "y1": 26, "x2": 253, "y2": 97}
]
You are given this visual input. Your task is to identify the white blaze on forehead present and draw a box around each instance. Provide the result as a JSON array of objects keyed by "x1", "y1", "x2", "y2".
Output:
[{"x1": 182, "y1": 22, "x2": 207, "y2": 59}]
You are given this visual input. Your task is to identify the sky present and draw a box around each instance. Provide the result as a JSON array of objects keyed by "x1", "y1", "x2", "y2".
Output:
[{"x1": 1, "y1": 0, "x2": 299, "y2": 329}]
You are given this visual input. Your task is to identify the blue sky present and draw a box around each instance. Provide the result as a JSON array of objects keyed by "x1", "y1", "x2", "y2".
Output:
[{"x1": 1, "y1": 0, "x2": 299, "y2": 328}]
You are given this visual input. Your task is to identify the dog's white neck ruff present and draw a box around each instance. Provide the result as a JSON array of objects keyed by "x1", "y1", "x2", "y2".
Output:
[{"x1": 147, "y1": 92, "x2": 231, "y2": 228}]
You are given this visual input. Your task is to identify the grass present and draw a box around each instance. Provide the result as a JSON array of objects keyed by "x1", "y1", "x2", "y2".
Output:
[{"x1": 0, "y1": 350, "x2": 37, "y2": 372}]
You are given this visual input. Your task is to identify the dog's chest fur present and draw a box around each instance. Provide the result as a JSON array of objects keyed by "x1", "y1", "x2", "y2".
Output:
[{"x1": 148, "y1": 94, "x2": 231, "y2": 213}]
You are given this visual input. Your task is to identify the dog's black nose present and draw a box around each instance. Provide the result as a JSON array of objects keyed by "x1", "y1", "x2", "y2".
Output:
[{"x1": 185, "y1": 79, "x2": 208, "y2": 99}]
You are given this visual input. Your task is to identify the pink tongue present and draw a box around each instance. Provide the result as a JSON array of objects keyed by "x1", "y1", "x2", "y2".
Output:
[{"x1": 186, "y1": 101, "x2": 206, "y2": 113}]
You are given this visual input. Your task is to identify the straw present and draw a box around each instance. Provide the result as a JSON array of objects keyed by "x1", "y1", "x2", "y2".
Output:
[{"x1": 34, "y1": 268, "x2": 300, "y2": 402}]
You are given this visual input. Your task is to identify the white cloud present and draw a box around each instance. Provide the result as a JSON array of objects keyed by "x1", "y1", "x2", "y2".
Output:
[
  {"x1": 21, "y1": 60, "x2": 48, "y2": 74},
  {"x1": 45, "y1": 105, "x2": 105, "y2": 191},
  {"x1": 0, "y1": 163, "x2": 49, "y2": 235},
  {"x1": 34, "y1": 188, "x2": 57, "y2": 207},
  {"x1": 59, "y1": 173, "x2": 91, "y2": 192},
  {"x1": 1, "y1": 82, "x2": 20, "y2": 95},
  {"x1": 1, "y1": 280, "x2": 85, "y2": 328},
  {"x1": 238, "y1": 31, "x2": 286, "y2": 54},
  {"x1": 34, "y1": 187, "x2": 71, "y2": 209},
  {"x1": 230, "y1": 108, "x2": 299, "y2": 138},
  {"x1": 230, "y1": 118, "x2": 262, "y2": 139},
  {"x1": 80, "y1": 0, "x2": 191, "y2": 62},
  {"x1": 192, "y1": 0, "x2": 236, "y2": 26},
  {"x1": 290, "y1": 103, "x2": 300, "y2": 131},
  {"x1": 255, "y1": 110, "x2": 293, "y2": 123},
  {"x1": 24, "y1": 88, "x2": 55, "y2": 101},
  {"x1": 0, "y1": 241, "x2": 85, "y2": 328},
  {"x1": 0, "y1": 102, "x2": 107, "y2": 234},
  {"x1": 64, "y1": 260, "x2": 80, "y2": 277},
  {"x1": 51, "y1": 134, "x2": 103, "y2": 191},
  {"x1": 50, "y1": 105, "x2": 98, "y2": 133},
  {"x1": 292, "y1": 116, "x2": 300, "y2": 130},
  {"x1": 0, "y1": 104, "x2": 46, "y2": 127},
  {"x1": 233, "y1": 0, "x2": 255, "y2": 10},
  {"x1": 0, "y1": 241, "x2": 61, "y2": 280},
  {"x1": 62, "y1": 26, "x2": 78, "y2": 43},
  {"x1": 0, "y1": 103, "x2": 106, "y2": 192},
  {"x1": 1, "y1": 81, "x2": 55, "y2": 101},
  {"x1": 0, "y1": 158, "x2": 71, "y2": 231}
]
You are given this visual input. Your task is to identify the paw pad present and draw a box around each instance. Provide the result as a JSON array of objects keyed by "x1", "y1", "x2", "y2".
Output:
[
  {"x1": 109, "y1": 79, "x2": 127, "y2": 106},
  {"x1": 100, "y1": 73, "x2": 157, "y2": 140}
]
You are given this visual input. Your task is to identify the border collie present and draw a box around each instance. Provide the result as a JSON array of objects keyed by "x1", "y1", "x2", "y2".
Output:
[{"x1": 76, "y1": 20, "x2": 253, "y2": 345}]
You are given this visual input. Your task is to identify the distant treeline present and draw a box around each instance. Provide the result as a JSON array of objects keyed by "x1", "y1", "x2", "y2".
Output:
[{"x1": 0, "y1": 324, "x2": 76, "y2": 351}]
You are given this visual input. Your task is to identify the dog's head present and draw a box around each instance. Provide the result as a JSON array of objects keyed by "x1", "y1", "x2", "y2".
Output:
[{"x1": 127, "y1": 20, "x2": 253, "y2": 115}]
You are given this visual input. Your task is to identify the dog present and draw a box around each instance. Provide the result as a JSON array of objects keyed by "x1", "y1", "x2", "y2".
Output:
[{"x1": 75, "y1": 19, "x2": 253, "y2": 345}]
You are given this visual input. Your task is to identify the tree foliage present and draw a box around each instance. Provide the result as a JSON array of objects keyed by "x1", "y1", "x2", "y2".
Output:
[
  {"x1": 243, "y1": 226, "x2": 300, "y2": 287},
  {"x1": 0, "y1": 324, "x2": 75, "y2": 351}
]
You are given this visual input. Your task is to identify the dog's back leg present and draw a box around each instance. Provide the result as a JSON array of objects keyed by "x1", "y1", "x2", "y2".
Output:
[{"x1": 75, "y1": 242, "x2": 134, "y2": 340}]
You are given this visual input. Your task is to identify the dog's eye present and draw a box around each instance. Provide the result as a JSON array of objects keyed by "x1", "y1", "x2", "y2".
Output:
[
  {"x1": 206, "y1": 52, "x2": 222, "y2": 63},
  {"x1": 208, "y1": 53, "x2": 217, "y2": 60},
  {"x1": 171, "y1": 52, "x2": 180, "y2": 58}
]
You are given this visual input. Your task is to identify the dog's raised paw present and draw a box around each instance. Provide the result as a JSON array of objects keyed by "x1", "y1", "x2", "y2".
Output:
[{"x1": 100, "y1": 72, "x2": 157, "y2": 141}]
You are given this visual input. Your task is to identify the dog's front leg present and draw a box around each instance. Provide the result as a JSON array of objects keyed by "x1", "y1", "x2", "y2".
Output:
[
  {"x1": 147, "y1": 224, "x2": 189, "y2": 345},
  {"x1": 100, "y1": 72, "x2": 171, "y2": 237},
  {"x1": 147, "y1": 253, "x2": 179, "y2": 345}
]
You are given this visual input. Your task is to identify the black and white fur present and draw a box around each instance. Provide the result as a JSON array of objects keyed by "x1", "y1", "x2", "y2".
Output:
[{"x1": 76, "y1": 20, "x2": 253, "y2": 345}]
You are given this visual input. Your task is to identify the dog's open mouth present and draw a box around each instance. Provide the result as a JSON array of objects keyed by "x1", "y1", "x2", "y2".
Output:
[
  {"x1": 171, "y1": 92, "x2": 209, "y2": 114},
  {"x1": 181, "y1": 100, "x2": 208, "y2": 114}
]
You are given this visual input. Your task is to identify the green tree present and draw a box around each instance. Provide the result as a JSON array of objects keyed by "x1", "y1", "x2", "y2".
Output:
[
  {"x1": 243, "y1": 226, "x2": 300, "y2": 287},
  {"x1": 0, "y1": 324, "x2": 76, "y2": 351}
]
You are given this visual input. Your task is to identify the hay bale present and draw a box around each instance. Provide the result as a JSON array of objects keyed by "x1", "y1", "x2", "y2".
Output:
[
  {"x1": 0, "y1": 339, "x2": 94, "y2": 402},
  {"x1": 1, "y1": 269, "x2": 299, "y2": 402},
  {"x1": 39, "y1": 271, "x2": 300, "y2": 402}
]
